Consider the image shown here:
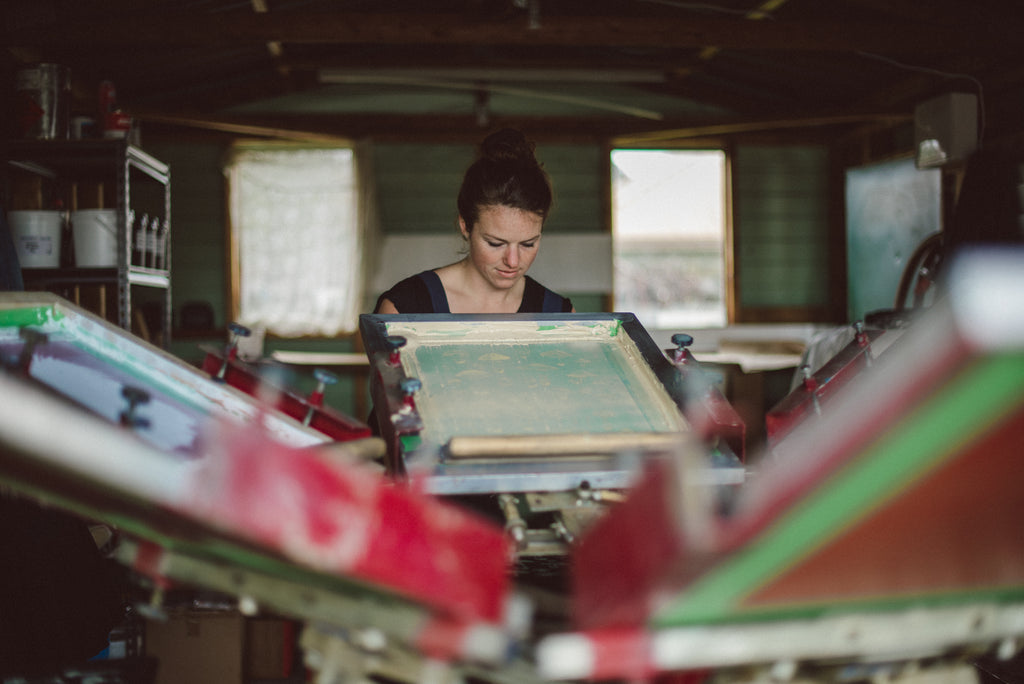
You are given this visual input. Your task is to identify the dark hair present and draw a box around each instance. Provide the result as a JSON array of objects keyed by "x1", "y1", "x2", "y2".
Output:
[{"x1": 456, "y1": 128, "x2": 553, "y2": 232}]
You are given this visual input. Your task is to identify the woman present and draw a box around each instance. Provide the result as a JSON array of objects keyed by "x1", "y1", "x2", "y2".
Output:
[{"x1": 374, "y1": 128, "x2": 574, "y2": 314}]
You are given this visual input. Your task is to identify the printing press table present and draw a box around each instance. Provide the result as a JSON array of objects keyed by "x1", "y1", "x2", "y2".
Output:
[{"x1": 361, "y1": 312, "x2": 746, "y2": 555}]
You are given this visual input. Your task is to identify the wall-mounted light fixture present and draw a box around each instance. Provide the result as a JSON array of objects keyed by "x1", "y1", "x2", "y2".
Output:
[{"x1": 914, "y1": 92, "x2": 979, "y2": 169}]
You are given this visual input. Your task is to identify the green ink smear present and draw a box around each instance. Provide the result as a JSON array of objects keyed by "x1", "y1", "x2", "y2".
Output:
[
  {"x1": 0, "y1": 306, "x2": 62, "y2": 328},
  {"x1": 400, "y1": 433, "x2": 422, "y2": 453}
]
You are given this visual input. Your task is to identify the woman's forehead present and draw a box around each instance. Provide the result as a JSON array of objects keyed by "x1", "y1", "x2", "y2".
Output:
[{"x1": 474, "y1": 205, "x2": 544, "y2": 236}]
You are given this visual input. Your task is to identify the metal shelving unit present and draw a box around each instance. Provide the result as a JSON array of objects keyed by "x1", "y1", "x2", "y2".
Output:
[{"x1": 3, "y1": 139, "x2": 172, "y2": 346}]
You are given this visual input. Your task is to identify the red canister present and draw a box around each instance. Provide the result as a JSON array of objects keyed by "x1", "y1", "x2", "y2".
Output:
[
  {"x1": 15, "y1": 64, "x2": 71, "y2": 139},
  {"x1": 98, "y1": 80, "x2": 117, "y2": 117}
]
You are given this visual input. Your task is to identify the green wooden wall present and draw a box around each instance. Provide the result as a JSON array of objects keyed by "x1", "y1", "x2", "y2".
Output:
[
  {"x1": 155, "y1": 139, "x2": 836, "y2": 337},
  {"x1": 371, "y1": 143, "x2": 604, "y2": 236},
  {"x1": 733, "y1": 145, "x2": 831, "y2": 312},
  {"x1": 145, "y1": 141, "x2": 228, "y2": 334},
  {"x1": 373, "y1": 144, "x2": 472, "y2": 235}
]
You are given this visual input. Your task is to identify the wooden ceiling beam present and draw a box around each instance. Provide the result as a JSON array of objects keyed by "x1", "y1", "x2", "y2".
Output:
[
  {"x1": 127, "y1": 70, "x2": 315, "y2": 115},
  {"x1": 135, "y1": 110, "x2": 627, "y2": 143},
  {"x1": 611, "y1": 112, "x2": 912, "y2": 145},
  {"x1": 131, "y1": 108, "x2": 910, "y2": 144},
  {"x1": 842, "y1": 0, "x2": 1006, "y2": 30},
  {"x1": 854, "y1": 53, "x2": 997, "y2": 112},
  {"x1": 8, "y1": 11, "x2": 1011, "y2": 54}
]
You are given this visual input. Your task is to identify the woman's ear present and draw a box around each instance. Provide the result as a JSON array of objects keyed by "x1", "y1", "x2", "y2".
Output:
[{"x1": 458, "y1": 216, "x2": 471, "y2": 240}]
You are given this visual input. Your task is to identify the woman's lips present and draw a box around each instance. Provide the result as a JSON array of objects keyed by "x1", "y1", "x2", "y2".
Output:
[{"x1": 496, "y1": 268, "x2": 519, "y2": 278}]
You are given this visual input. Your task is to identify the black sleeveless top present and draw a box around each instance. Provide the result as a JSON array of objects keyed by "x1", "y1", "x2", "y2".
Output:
[{"x1": 374, "y1": 270, "x2": 573, "y2": 314}]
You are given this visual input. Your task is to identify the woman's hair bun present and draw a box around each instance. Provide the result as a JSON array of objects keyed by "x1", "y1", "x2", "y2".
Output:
[
  {"x1": 457, "y1": 127, "x2": 552, "y2": 227},
  {"x1": 481, "y1": 128, "x2": 537, "y2": 165}
]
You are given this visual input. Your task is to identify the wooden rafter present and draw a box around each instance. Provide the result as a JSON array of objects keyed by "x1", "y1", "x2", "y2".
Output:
[{"x1": 7, "y1": 12, "x2": 1011, "y2": 54}]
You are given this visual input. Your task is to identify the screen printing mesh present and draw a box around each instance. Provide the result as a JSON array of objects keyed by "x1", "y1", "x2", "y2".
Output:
[{"x1": 386, "y1": 320, "x2": 685, "y2": 445}]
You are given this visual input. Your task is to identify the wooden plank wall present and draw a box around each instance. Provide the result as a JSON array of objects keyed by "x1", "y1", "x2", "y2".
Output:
[
  {"x1": 148, "y1": 138, "x2": 838, "y2": 340},
  {"x1": 370, "y1": 142, "x2": 604, "y2": 236},
  {"x1": 732, "y1": 144, "x2": 831, "y2": 321},
  {"x1": 146, "y1": 140, "x2": 228, "y2": 335},
  {"x1": 134, "y1": 135, "x2": 846, "y2": 417}
]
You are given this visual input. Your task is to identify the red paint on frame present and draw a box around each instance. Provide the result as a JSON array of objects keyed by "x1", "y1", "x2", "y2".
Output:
[
  {"x1": 189, "y1": 420, "x2": 511, "y2": 623},
  {"x1": 742, "y1": 406, "x2": 1024, "y2": 609}
]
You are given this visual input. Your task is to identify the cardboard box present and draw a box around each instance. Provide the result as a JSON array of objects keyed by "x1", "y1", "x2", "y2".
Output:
[
  {"x1": 245, "y1": 617, "x2": 296, "y2": 680},
  {"x1": 146, "y1": 610, "x2": 244, "y2": 684}
]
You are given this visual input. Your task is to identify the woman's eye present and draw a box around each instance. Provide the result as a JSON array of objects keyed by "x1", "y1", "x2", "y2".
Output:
[
  {"x1": 522, "y1": 242, "x2": 537, "y2": 249},
  {"x1": 487, "y1": 241, "x2": 503, "y2": 247}
]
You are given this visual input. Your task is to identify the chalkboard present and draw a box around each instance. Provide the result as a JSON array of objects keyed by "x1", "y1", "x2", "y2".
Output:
[{"x1": 845, "y1": 157, "x2": 941, "y2": 322}]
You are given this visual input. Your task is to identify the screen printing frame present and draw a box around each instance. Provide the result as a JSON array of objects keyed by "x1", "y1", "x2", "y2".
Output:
[
  {"x1": 361, "y1": 312, "x2": 695, "y2": 495},
  {"x1": 0, "y1": 291, "x2": 329, "y2": 454}
]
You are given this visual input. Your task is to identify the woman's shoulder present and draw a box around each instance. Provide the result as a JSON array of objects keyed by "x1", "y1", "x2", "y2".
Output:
[
  {"x1": 375, "y1": 270, "x2": 448, "y2": 313},
  {"x1": 521, "y1": 276, "x2": 573, "y2": 313},
  {"x1": 375, "y1": 271, "x2": 430, "y2": 313}
]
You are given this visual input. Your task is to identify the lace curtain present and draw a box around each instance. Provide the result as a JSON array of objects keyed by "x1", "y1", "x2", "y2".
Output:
[{"x1": 226, "y1": 144, "x2": 376, "y2": 336}]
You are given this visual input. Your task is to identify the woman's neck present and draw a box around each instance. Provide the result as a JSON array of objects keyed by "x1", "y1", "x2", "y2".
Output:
[{"x1": 438, "y1": 259, "x2": 525, "y2": 313}]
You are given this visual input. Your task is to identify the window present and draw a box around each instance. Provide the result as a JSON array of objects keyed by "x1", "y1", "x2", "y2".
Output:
[
  {"x1": 226, "y1": 144, "x2": 369, "y2": 337},
  {"x1": 611, "y1": 149, "x2": 728, "y2": 329}
]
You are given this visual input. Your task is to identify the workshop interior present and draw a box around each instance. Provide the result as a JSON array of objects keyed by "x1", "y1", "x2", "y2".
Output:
[{"x1": 2, "y1": 2, "x2": 1024, "y2": 683}]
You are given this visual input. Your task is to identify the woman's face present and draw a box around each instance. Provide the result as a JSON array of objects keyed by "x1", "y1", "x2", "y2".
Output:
[{"x1": 460, "y1": 205, "x2": 543, "y2": 291}]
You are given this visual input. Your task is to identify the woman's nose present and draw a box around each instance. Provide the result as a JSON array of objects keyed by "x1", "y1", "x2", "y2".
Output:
[{"x1": 504, "y1": 246, "x2": 519, "y2": 266}]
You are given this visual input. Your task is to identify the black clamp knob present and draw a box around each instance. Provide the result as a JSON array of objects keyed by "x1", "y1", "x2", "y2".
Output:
[
  {"x1": 386, "y1": 335, "x2": 408, "y2": 365},
  {"x1": 228, "y1": 322, "x2": 252, "y2": 340},
  {"x1": 313, "y1": 368, "x2": 339, "y2": 392},
  {"x1": 13, "y1": 327, "x2": 49, "y2": 375},
  {"x1": 226, "y1": 322, "x2": 252, "y2": 360},
  {"x1": 214, "y1": 322, "x2": 253, "y2": 381},
  {"x1": 400, "y1": 377, "x2": 422, "y2": 408},
  {"x1": 670, "y1": 332, "x2": 694, "y2": 364},
  {"x1": 303, "y1": 369, "x2": 339, "y2": 425},
  {"x1": 120, "y1": 385, "x2": 152, "y2": 429}
]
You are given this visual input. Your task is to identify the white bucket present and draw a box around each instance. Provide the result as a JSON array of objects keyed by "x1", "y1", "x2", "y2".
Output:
[
  {"x1": 72, "y1": 209, "x2": 118, "y2": 267},
  {"x1": 8, "y1": 210, "x2": 63, "y2": 268}
]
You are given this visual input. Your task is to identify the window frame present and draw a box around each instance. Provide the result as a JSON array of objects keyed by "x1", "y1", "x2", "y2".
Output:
[
  {"x1": 225, "y1": 139, "x2": 368, "y2": 338},
  {"x1": 607, "y1": 142, "x2": 736, "y2": 328}
]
